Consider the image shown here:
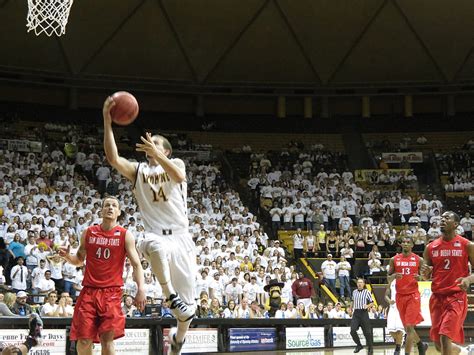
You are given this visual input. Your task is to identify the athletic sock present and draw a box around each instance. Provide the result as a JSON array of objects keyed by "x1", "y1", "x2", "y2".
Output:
[
  {"x1": 395, "y1": 344, "x2": 401, "y2": 351},
  {"x1": 24, "y1": 336, "x2": 37, "y2": 350}
]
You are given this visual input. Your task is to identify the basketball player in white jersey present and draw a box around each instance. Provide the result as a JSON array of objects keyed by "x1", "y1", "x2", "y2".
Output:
[
  {"x1": 385, "y1": 276, "x2": 405, "y2": 355},
  {"x1": 103, "y1": 97, "x2": 196, "y2": 355}
]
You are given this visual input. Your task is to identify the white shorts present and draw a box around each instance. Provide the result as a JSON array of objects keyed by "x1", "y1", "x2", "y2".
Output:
[
  {"x1": 138, "y1": 230, "x2": 197, "y2": 306},
  {"x1": 386, "y1": 304, "x2": 405, "y2": 333}
]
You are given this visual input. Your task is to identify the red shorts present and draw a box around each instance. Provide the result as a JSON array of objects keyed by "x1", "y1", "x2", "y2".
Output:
[
  {"x1": 430, "y1": 291, "x2": 467, "y2": 344},
  {"x1": 70, "y1": 286, "x2": 125, "y2": 343},
  {"x1": 396, "y1": 292, "x2": 423, "y2": 326}
]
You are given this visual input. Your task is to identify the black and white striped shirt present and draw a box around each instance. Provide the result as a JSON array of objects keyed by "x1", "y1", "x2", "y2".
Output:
[{"x1": 352, "y1": 288, "x2": 373, "y2": 310}]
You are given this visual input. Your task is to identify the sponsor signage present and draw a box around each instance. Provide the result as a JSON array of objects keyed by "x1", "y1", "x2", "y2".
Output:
[
  {"x1": 0, "y1": 329, "x2": 66, "y2": 354},
  {"x1": 163, "y1": 328, "x2": 218, "y2": 354},
  {"x1": 332, "y1": 327, "x2": 384, "y2": 347},
  {"x1": 355, "y1": 169, "x2": 413, "y2": 182},
  {"x1": 93, "y1": 329, "x2": 149, "y2": 354},
  {"x1": 418, "y1": 281, "x2": 432, "y2": 327},
  {"x1": 382, "y1": 152, "x2": 423, "y2": 164},
  {"x1": 286, "y1": 327, "x2": 325, "y2": 349},
  {"x1": 229, "y1": 328, "x2": 277, "y2": 352}
]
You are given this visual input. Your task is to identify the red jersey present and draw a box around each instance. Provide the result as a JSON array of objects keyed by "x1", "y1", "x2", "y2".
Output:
[
  {"x1": 82, "y1": 225, "x2": 127, "y2": 288},
  {"x1": 427, "y1": 235, "x2": 470, "y2": 295},
  {"x1": 393, "y1": 252, "x2": 421, "y2": 294}
]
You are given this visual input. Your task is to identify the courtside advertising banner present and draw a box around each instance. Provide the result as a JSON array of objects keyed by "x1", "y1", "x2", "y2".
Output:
[
  {"x1": 285, "y1": 327, "x2": 325, "y2": 349},
  {"x1": 418, "y1": 281, "x2": 432, "y2": 326},
  {"x1": 332, "y1": 327, "x2": 384, "y2": 347},
  {"x1": 229, "y1": 328, "x2": 277, "y2": 352},
  {"x1": 0, "y1": 329, "x2": 66, "y2": 354},
  {"x1": 93, "y1": 329, "x2": 149, "y2": 354},
  {"x1": 162, "y1": 328, "x2": 218, "y2": 354}
]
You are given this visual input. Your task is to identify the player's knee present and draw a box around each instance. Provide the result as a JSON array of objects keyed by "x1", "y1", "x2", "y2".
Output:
[
  {"x1": 76, "y1": 339, "x2": 92, "y2": 350},
  {"x1": 440, "y1": 335, "x2": 450, "y2": 346}
]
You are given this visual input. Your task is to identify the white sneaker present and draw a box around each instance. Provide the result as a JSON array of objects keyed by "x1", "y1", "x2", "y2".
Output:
[
  {"x1": 167, "y1": 327, "x2": 185, "y2": 355},
  {"x1": 169, "y1": 294, "x2": 195, "y2": 322}
]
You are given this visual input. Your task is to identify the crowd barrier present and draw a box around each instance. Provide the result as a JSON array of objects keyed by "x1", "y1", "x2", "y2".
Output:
[{"x1": 0, "y1": 317, "x2": 393, "y2": 354}]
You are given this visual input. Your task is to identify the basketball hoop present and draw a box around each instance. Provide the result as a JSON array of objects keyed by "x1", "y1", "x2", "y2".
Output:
[{"x1": 26, "y1": 0, "x2": 74, "y2": 37}]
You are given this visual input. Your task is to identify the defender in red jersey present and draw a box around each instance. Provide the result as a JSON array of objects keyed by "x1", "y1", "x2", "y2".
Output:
[
  {"x1": 59, "y1": 197, "x2": 146, "y2": 355},
  {"x1": 388, "y1": 236, "x2": 427, "y2": 355},
  {"x1": 422, "y1": 211, "x2": 474, "y2": 355}
]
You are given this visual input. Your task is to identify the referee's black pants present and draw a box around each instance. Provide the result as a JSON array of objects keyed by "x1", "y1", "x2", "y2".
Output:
[{"x1": 350, "y1": 309, "x2": 373, "y2": 348}]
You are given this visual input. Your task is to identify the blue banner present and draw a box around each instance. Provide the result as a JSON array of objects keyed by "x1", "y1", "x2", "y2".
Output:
[{"x1": 229, "y1": 328, "x2": 277, "y2": 352}]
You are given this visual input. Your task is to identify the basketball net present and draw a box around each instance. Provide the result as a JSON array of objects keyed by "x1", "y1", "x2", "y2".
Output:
[{"x1": 26, "y1": 0, "x2": 74, "y2": 37}]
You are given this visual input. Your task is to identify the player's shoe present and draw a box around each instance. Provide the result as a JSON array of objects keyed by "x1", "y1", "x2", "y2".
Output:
[
  {"x1": 167, "y1": 327, "x2": 185, "y2": 355},
  {"x1": 169, "y1": 294, "x2": 195, "y2": 322},
  {"x1": 28, "y1": 313, "x2": 43, "y2": 346},
  {"x1": 417, "y1": 341, "x2": 428, "y2": 355}
]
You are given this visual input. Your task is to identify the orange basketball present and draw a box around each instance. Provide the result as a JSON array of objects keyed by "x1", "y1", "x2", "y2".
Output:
[{"x1": 110, "y1": 91, "x2": 139, "y2": 126}]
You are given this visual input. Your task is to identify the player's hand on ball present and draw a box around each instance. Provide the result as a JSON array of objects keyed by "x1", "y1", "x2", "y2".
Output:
[
  {"x1": 103, "y1": 96, "x2": 116, "y2": 125},
  {"x1": 134, "y1": 289, "x2": 146, "y2": 312},
  {"x1": 390, "y1": 300, "x2": 395, "y2": 305},
  {"x1": 456, "y1": 277, "x2": 471, "y2": 291}
]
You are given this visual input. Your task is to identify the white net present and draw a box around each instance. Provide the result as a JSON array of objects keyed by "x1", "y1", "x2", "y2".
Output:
[{"x1": 26, "y1": 0, "x2": 74, "y2": 37}]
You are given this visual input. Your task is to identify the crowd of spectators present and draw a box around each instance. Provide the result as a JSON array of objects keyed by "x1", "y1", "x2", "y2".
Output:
[
  {"x1": 0, "y1": 124, "x2": 351, "y2": 320},
  {"x1": 436, "y1": 151, "x2": 473, "y2": 192}
]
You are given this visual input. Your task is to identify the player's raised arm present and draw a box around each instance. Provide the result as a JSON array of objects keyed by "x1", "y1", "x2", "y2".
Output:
[
  {"x1": 124, "y1": 230, "x2": 146, "y2": 311},
  {"x1": 103, "y1": 96, "x2": 137, "y2": 182},
  {"x1": 58, "y1": 230, "x2": 87, "y2": 266},
  {"x1": 135, "y1": 132, "x2": 186, "y2": 183}
]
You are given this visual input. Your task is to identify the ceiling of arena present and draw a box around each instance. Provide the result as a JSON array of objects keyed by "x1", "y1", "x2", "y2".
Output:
[{"x1": 1, "y1": 0, "x2": 474, "y2": 90}]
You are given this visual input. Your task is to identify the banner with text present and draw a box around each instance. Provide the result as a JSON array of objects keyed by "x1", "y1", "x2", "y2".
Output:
[
  {"x1": 93, "y1": 329, "x2": 149, "y2": 354},
  {"x1": 382, "y1": 152, "x2": 423, "y2": 164},
  {"x1": 0, "y1": 139, "x2": 42, "y2": 153},
  {"x1": 0, "y1": 329, "x2": 66, "y2": 354},
  {"x1": 355, "y1": 169, "x2": 413, "y2": 182},
  {"x1": 286, "y1": 327, "x2": 325, "y2": 349},
  {"x1": 229, "y1": 328, "x2": 277, "y2": 352},
  {"x1": 418, "y1": 281, "x2": 432, "y2": 327},
  {"x1": 162, "y1": 328, "x2": 218, "y2": 354},
  {"x1": 332, "y1": 327, "x2": 384, "y2": 347}
]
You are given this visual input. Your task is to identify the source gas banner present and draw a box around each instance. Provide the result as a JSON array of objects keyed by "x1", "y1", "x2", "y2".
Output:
[
  {"x1": 285, "y1": 327, "x2": 325, "y2": 349},
  {"x1": 229, "y1": 328, "x2": 277, "y2": 352},
  {"x1": 163, "y1": 328, "x2": 218, "y2": 354},
  {"x1": 382, "y1": 152, "x2": 423, "y2": 163},
  {"x1": 0, "y1": 329, "x2": 66, "y2": 354},
  {"x1": 418, "y1": 281, "x2": 432, "y2": 327},
  {"x1": 332, "y1": 327, "x2": 385, "y2": 347}
]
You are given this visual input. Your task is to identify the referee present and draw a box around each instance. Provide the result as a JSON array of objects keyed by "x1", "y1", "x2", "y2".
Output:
[{"x1": 350, "y1": 278, "x2": 374, "y2": 354}]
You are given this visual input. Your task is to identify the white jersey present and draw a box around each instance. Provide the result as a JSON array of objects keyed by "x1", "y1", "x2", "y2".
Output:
[
  {"x1": 387, "y1": 280, "x2": 404, "y2": 333},
  {"x1": 134, "y1": 161, "x2": 189, "y2": 232}
]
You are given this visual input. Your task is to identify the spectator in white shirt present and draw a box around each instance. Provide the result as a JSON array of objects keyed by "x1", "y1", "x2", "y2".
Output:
[
  {"x1": 337, "y1": 256, "x2": 351, "y2": 299},
  {"x1": 225, "y1": 277, "x2": 243, "y2": 305},
  {"x1": 292, "y1": 228, "x2": 304, "y2": 260},
  {"x1": 10, "y1": 256, "x2": 28, "y2": 292},
  {"x1": 460, "y1": 212, "x2": 474, "y2": 240},
  {"x1": 36, "y1": 270, "x2": 56, "y2": 295},
  {"x1": 284, "y1": 301, "x2": 298, "y2": 319},
  {"x1": 40, "y1": 291, "x2": 67, "y2": 317},
  {"x1": 398, "y1": 196, "x2": 412, "y2": 223},
  {"x1": 329, "y1": 302, "x2": 346, "y2": 319},
  {"x1": 321, "y1": 254, "x2": 337, "y2": 293}
]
